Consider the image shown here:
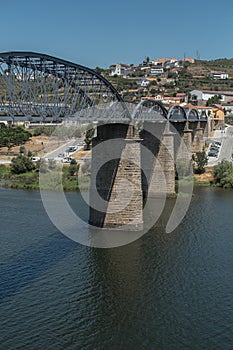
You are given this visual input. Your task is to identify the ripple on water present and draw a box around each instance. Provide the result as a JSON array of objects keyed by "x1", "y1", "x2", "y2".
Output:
[{"x1": 0, "y1": 187, "x2": 233, "y2": 349}]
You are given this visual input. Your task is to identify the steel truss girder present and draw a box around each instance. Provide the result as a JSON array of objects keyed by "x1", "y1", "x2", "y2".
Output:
[{"x1": 0, "y1": 51, "x2": 128, "y2": 121}]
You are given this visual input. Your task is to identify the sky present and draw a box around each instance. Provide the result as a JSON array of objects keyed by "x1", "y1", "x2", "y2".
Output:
[{"x1": 0, "y1": 0, "x2": 232, "y2": 69}]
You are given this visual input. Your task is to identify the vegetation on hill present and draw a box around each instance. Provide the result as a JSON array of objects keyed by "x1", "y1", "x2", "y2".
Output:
[
  {"x1": 0, "y1": 125, "x2": 31, "y2": 152},
  {"x1": 102, "y1": 58, "x2": 233, "y2": 98}
]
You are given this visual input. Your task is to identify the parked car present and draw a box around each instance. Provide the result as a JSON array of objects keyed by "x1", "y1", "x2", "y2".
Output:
[
  {"x1": 61, "y1": 157, "x2": 71, "y2": 163},
  {"x1": 213, "y1": 142, "x2": 221, "y2": 148},
  {"x1": 208, "y1": 150, "x2": 218, "y2": 157},
  {"x1": 67, "y1": 146, "x2": 77, "y2": 152},
  {"x1": 210, "y1": 146, "x2": 219, "y2": 152},
  {"x1": 214, "y1": 141, "x2": 221, "y2": 146}
]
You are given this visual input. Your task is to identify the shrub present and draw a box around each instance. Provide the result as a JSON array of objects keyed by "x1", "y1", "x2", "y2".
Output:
[
  {"x1": 19, "y1": 145, "x2": 26, "y2": 154},
  {"x1": 213, "y1": 160, "x2": 233, "y2": 188},
  {"x1": 192, "y1": 152, "x2": 208, "y2": 174},
  {"x1": 11, "y1": 155, "x2": 35, "y2": 174},
  {"x1": 68, "y1": 163, "x2": 79, "y2": 177}
]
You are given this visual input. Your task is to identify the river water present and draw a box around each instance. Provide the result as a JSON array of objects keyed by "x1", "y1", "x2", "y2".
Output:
[{"x1": 0, "y1": 186, "x2": 232, "y2": 349}]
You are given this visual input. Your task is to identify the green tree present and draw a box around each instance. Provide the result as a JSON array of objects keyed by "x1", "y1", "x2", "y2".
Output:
[
  {"x1": 19, "y1": 145, "x2": 26, "y2": 154},
  {"x1": 27, "y1": 150, "x2": 33, "y2": 158},
  {"x1": 68, "y1": 164, "x2": 79, "y2": 177},
  {"x1": 0, "y1": 126, "x2": 31, "y2": 149},
  {"x1": 192, "y1": 152, "x2": 208, "y2": 174},
  {"x1": 206, "y1": 95, "x2": 222, "y2": 106},
  {"x1": 67, "y1": 158, "x2": 78, "y2": 176},
  {"x1": 213, "y1": 160, "x2": 233, "y2": 188},
  {"x1": 84, "y1": 128, "x2": 95, "y2": 150},
  {"x1": 11, "y1": 155, "x2": 35, "y2": 174}
]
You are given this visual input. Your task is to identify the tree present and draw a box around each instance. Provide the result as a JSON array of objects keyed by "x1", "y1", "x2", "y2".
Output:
[
  {"x1": 95, "y1": 67, "x2": 103, "y2": 75},
  {"x1": 206, "y1": 95, "x2": 222, "y2": 106},
  {"x1": 27, "y1": 150, "x2": 33, "y2": 158},
  {"x1": 192, "y1": 151, "x2": 208, "y2": 174},
  {"x1": 0, "y1": 126, "x2": 31, "y2": 150},
  {"x1": 19, "y1": 145, "x2": 26, "y2": 154},
  {"x1": 70, "y1": 158, "x2": 77, "y2": 165},
  {"x1": 84, "y1": 128, "x2": 95, "y2": 150},
  {"x1": 67, "y1": 158, "x2": 78, "y2": 176},
  {"x1": 11, "y1": 155, "x2": 35, "y2": 174},
  {"x1": 68, "y1": 161, "x2": 79, "y2": 177},
  {"x1": 213, "y1": 160, "x2": 233, "y2": 188}
]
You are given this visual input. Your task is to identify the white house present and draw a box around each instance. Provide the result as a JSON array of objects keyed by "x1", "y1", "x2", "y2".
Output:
[
  {"x1": 150, "y1": 67, "x2": 164, "y2": 76},
  {"x1": 206, "y1": 72, "x2": 229, "y2": 80},
  {"x1": 109, "y1": 64, "x2": 131, "y2": 77},
  {"x1": 139, "y1": 79, "x2": 150, "y2": 87},
  {"x1": 189, "y1": 89, "x2": 233, "y2": 104}
]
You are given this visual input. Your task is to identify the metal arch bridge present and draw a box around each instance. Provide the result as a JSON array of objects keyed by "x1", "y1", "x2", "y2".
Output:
[
  {"x1": 130, "y1": 99, "x2": 207, "y2": 123},
  {"x1": 0, "y1": 52, "x2": 207, "y2": 123},
  {"x1": 0, "y1": 51, "x2": 128, "y2": 122}
]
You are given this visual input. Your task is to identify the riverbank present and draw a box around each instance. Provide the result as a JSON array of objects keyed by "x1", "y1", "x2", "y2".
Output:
[
  {"x1": 0, "y1": 164, "x2": 90, "y2": 191},
  {"x1": 0, "y1": 166, "x2": 212, "y2": 193},
  {"x1": 193, "y1": 166, "x2": 214, "y2": 185}
]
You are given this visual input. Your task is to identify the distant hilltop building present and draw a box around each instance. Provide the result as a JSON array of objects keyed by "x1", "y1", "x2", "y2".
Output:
[
  {"x1": 109, "y1": 56, "x2": 195, "y2": 75},
  {"x1": 151, "y1": 58, "x2": 165, "y2": 65},
  {"x1": 206, "y1": 72, "x2": 228, "y2": 80},
  {"x1": 183, "y1": 57, "x2": 195, "y2": 64},
  {"x1": 190, "y1": 89, "x2": 233, "y2": 104},
  {"x1": 109, "y1": 64, "x2": 132, "y2": 77},
  {"x1": 151, "y1": 57, "x2": 195, "y2": 69}
]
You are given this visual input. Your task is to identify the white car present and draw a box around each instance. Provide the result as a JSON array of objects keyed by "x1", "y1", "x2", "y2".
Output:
[
  {"x1": 32, "y1": 157, "x2": 40, "y2": 162},
  {"x1": 61, "y1": 157, "x2": 71, "y2": 163}
]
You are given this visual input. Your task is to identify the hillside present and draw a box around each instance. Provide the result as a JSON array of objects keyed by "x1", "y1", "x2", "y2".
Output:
[{"x1": 104, "y1": 58, "x2": 233, "y2": 98}]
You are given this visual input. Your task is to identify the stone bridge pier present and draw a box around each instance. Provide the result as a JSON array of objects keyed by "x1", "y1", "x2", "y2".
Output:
[
  {"x1": 141, "y1": 121, "x2": 175, "y2": 198},
  {"x1": 89, "y1": 123, "x2": 143, "y2": 230},
  {"x1": 188, "y1": 121, "x2": 204, "y2": 153},
  {"x1": 200, "y1": 116, "x2": 209, "y2": 138},
  {"x1": 168, "y1": 121, "x2": 193, "y2": 177},
  {"x1": 170, "y1": 121, "x2": 193, "y2": 160}
]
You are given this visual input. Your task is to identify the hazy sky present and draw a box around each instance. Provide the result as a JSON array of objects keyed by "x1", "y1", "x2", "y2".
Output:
[{"x1": 0, "y1": 0, "x2": 232, "y2": 68}]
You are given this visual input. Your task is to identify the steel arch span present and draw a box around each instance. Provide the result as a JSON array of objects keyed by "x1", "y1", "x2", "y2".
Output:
[
  {"x1": 0, "y1": 51, "x2": 128, "y2": 121},
  {"x1": 132, "y1": 99, "x2": 168, "y2": 121}
]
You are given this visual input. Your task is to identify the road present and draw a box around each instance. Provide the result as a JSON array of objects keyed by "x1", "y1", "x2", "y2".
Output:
[
  {"x1": 42, "y1": 138, "x2": 84, "y2": 162},
  {"x1": 0, "y1": 137, "x2": 85, "y2": 164},
  {"x1": 0, "y1": 159, "x2": 11, "y2": 164},
  {"x1": 207, "y1": 126, "x2": 233, "y2": 166}
]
